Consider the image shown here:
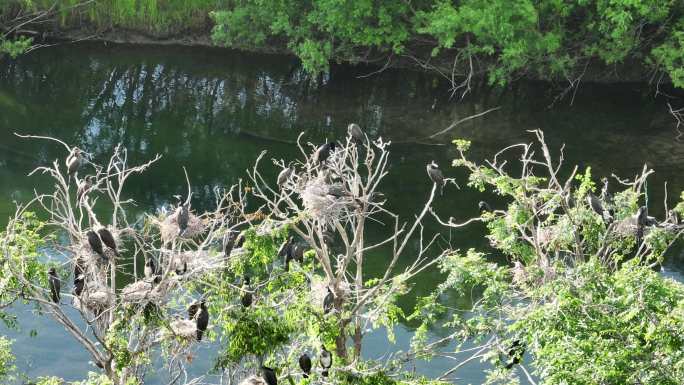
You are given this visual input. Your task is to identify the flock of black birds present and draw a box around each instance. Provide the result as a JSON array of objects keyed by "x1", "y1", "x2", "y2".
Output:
[{"x1": 43, "y1": 129, "x2": 681, "y2": 382}]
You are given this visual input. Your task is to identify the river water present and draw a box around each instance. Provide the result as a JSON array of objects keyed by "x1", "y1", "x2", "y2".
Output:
[{"x1": 1, "y1": 43, "x2": 683, "y2": 384}]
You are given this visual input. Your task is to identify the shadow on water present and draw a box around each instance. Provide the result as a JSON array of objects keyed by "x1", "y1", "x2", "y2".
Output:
[{"x1": 0, "y1": 42, "x2": 683, "y2": 383}]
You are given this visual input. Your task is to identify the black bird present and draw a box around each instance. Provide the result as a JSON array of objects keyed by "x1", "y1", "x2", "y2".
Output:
[
  {"x1": 188, "y1": 300, "x2": 209, "y2": 341},
  {"x1": 97, "y1": 227, "x2": 120, "y2": 258},
  {"x1": 478, "y1": 201, "x2": 492, "y2": 213},
  {"x1": 587, "y1": 192, "x2": 611, "y2": 223},
  {"x1": 66, "y1": 147, "x2": 81, "y2": 177},
  {"x1": 235, "y1": 233, "x2": 246, "y2": 249},
  {"x1": 86, "y1": 230, "x2": 106, "y2": 260},
  {"x1": 504, "y1": 340, "x2": 525, "y2": 369},
  {"x1": 299, "y1": 353, "x2": 312, "y2": 378},
  {"x1": 241, "y1": 276, "x2": 253, "y2": 308},
  {"x1": 73, "y1": 274, "x2": 85, "y2": 297},
  {"x1": 261, "y1": 366, "x2": 277, "y2": 385},
  {"x1": 48, "y1": 267, "x2": 60, "y2": 304},
  {"x1": 348, "y1": 123, "x2": 364, "y2": 143},
  {"x1": 224, "y1": 231, "x2": 238, "y2": 257},
  {"x1": 177, "y1": 202, "x2": 189, "y2": 235},
  {"x1": 426, "y1": 161, "x2": 445, "y2": 194},
  {"x1": 145, "y1": 258, "x2": 162, "y2": 283},
  {"x1": 73, "y1": 257, "x2": 85, "y2": 279},
  {"x1": 277, "y1": 166, "x2": 293, "y2": 187},
  {"x1": 314, "y1": 142, "x2": 336, "y2": 165},
  {"x1": 279, "y1": 236, "x2": 294, "y2": 271},
  {"x1": 320, "y1": 345, "x2": 332, "y2": 377},
  {"x1": 326, "y1": 184, "x2": 349, "y2": 199},
  {"x1": 323, "y1": 286, "x2": 334, "y2": 314}
]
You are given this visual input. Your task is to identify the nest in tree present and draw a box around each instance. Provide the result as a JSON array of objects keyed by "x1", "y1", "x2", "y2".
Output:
[
  {"x1": 238, "y1": 376, "x2": 267, "y2": 385},
  {"x1": 162, "y1": 249, "x2": 221, "y2": 276},
  {"x1": 311, "y1": 278, "x2": 349, "y2": 309},
  {"x1": 157, "y1": 208, "x2": 205, "y2": 243},
  {"x1": 169, "y1": 319, "x2": 197, "y2": 339},
  {"x1": 84, "y1": 287, "x2": 114, "y2": 309},
  {"x1": 300, "y1": 175, "x2": 356, "y2": 223},
  {"x1": 121, "y1": 280, "x2": 163, "y2": 304}
]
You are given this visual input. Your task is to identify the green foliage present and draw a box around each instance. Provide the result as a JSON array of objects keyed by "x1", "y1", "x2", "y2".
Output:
[
  {"x1": 0, "y1": 36, "x2": 33, "y2": 58},
  {"x1": 412, "y1": 137, "x2": 684, "y2": 384},
  {"x1": 0, "y1": 337, "x2": 15, "y2": 380}
]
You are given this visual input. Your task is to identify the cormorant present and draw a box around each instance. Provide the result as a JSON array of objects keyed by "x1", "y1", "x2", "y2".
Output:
[
  {"x1": 224, "y1": 231, "x2": 238, "y2": 257},
  {"x1": 314, "y1": 142, "x2": 336, "y2": 165},
  {"x1": 261, "y1": 366, "x2": 277, "y2": 385},
  {"x1": 327, "y1": 184, "x2": 349, "y2": 198},
  {"x1": 277, "y1": 166, "x2": 293, "y2": 187},
  {"x1": 145, "y1": 258, "x2": 162, "y2": 283},
  {"x1": 97, "y1": 227, "x2": 120, "y2": 258},
  {"x1": 426, "y1": 161, "x2": 445, "y2": 194},
  {"x1": 504, "y1": 340, "x2": 525, "y2": 369},
  {"x1": 278, "y1": 236, "x2": 294, "y2": 271},
  {"x1": 235, "y1": 233, "x2": 246, "y2": 249},
  {"x1": 348, "y1": 123, "x2": 364, "y2": 143},
  {"x1": 323, "y1": 286, "x2": 334, "y2": 314},
  {"x1": 587, "y1": 192, "x2": 612, "y2": 223},
  {"x1": 478, "y1": 201, "x2": 492, "y2": 213},
  {"x1": 86, "y1": 230, "x2": 106, "y2": 260},
  {"x1": 241, "y1": 276, "x2": 253, "y2": 308},
  {"x1": 319, "y1": 345, "x2": 332, "y2": 377},
  {"x1": 48, "y1": 267, "x2": 60, "y2": 304},
  {"x1": 177, "y1": 202, "x2": 189, "y2": 235},
  {"x1": 73, "y1": 257, "x2": 85, "y2": 279},
  {"x1": 196, "y1": 301, "x2": 209, "y2": 341},
  {"x1": 299, "y1": 353, "x2": 312, "y2": 378},
  {"x1": 73, "y1": 274, "x2": 85, "y2": 297},
  {"x1": 66, "y1": 147, "x2": 81, "y2": 177}
]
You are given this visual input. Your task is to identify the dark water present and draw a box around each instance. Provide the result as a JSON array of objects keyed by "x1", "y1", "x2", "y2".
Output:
[{"x1": 1, "y1": 43, "x2": 683, "y2": 383}]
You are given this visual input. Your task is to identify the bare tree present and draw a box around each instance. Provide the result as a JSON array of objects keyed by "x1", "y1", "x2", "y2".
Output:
[{"x1": 246, "y1": 127, "x2": 445, "y2": 361}]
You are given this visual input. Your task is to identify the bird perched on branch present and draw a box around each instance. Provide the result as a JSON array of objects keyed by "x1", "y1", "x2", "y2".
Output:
[
  {"x1": 323, "y1": 286, "x2": 334, "y2": 314},
  {"x1": 86, "y1": 230, "x2": 106, "y2": 261},
  {"x1": 277, "y1": 165, "x2": 293, "y2": 187},
  {"x1": 348, "y1": 123, "x2": 365, "y2": 143},
  {"x1": 144, "y1": 258, "x2": 161, "y2": 283},
  {"x1": 320, "y1": 345, "x2": 332, "y2": 377},
  {"x1": 314, "y1": 142, "x2": 336, "y2": 165},
  {"x1": 504, "y1": 340, "x2": 525, "y2": 369},
  {"x1": 66, "y1": 147, "x2": 82, "y2": 178},
  {"x1": 73, "y1": 274, "x2": 85, "y2": 297},
  {"x1": 261, "y1": 366, "x2": 277, "y2": 385},
  {"x1": 587, "y1": 192, "x2": 612, "y2": 223},
  {"x1": 48, "y1": 267, "x2": 60, "y2": 304},
  {"x1": 426, "y1": 161, "x2": 445, "y2": 194},
  {"x1": 241, "y1": 276, "x2": 253, "y2": 308},
  {"x1": 188, "y1": 300, "x2": 209, "y2": 341},
  {"x1": 299, "y1": 353, "x2": 312, "y2": 378},
  {"x1": 177, "y1": 200, "x2": 190, "y2": 236},
  {"x1": 478, "y1": 201, "x2": 492, "y2": 213},
  {"x1": 97, "y1": 226, "x2": 120, "y2": 258}
]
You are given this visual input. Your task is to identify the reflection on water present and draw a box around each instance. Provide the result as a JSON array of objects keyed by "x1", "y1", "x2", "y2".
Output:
[{"x1": 0, "y1": 43, "x2": 683, "y2": 383}]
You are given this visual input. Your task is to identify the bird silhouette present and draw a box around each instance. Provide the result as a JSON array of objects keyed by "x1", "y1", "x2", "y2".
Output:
[
  {"x1": 299, "y1": 353, "x2": 312, "y2": 378},
  {"x1": 86, "y1": 230, "x2": 106, "y2": 261},
  {"x1": 48, "y1": 267, "x2": 60, "y2": 304},
  {"x1": 314, "y1": 142, "x2": 336, "y2": 165},
  {"x1": 320, "y1": 345, "x2": 332, "y2": 377},
  {"x1": 348, "y1": 123, "x2": 365, "y2": 143},
  {"x1": 323, "y1": 286, "x2": 334, "y2": 314},
  {"x1": 426, "y1": 161, "x2": 445, "y2": 195},
  {"x1": 277, "y1": 166, "x2": 293, "y2": 187},
  {"x1": 261, "y1": 366, "x2": 277, "y2": 385},
  {"x1": 97, "y1": 227, "x2": 120, "y2": 258},
  {"x1": 241, "y1": 276, "x2": 253, "y2": 308}
]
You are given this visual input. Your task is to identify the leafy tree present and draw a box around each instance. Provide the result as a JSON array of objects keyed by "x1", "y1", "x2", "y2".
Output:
[{"x1": 411, "y1": 132, "x2": 684, "y2": 384}]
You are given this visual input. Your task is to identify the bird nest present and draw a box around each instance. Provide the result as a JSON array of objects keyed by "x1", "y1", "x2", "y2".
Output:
[
  {"x1": 121, "y1": 280, "x2": 164, "y2": 304},
  {"x1": 162, "y1": 249, "x2": 222, "y2": 275},
  {"x1": 169, "y1": 319, "x2": 197, "y2": 339},
  {"x1": 238, "y1": 376, "x2": 267, "y2": 385},
  {"x1": 157, "y1": 209, "x2": 205, "y2": 243},
  {"x1": 83, "y1": 287, "x2": 114, "y2": 309},
  {"x1": 311, "y1": 278, "x2": 349, "y2": 308},
  {"x1": 300, "y1": 175, "x2": 352, "y2": 223}
]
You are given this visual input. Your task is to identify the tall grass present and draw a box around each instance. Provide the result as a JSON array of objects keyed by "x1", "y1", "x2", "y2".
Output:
[{"x1": 6, "y1": 0, "x2": 225, "y2": 34}]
